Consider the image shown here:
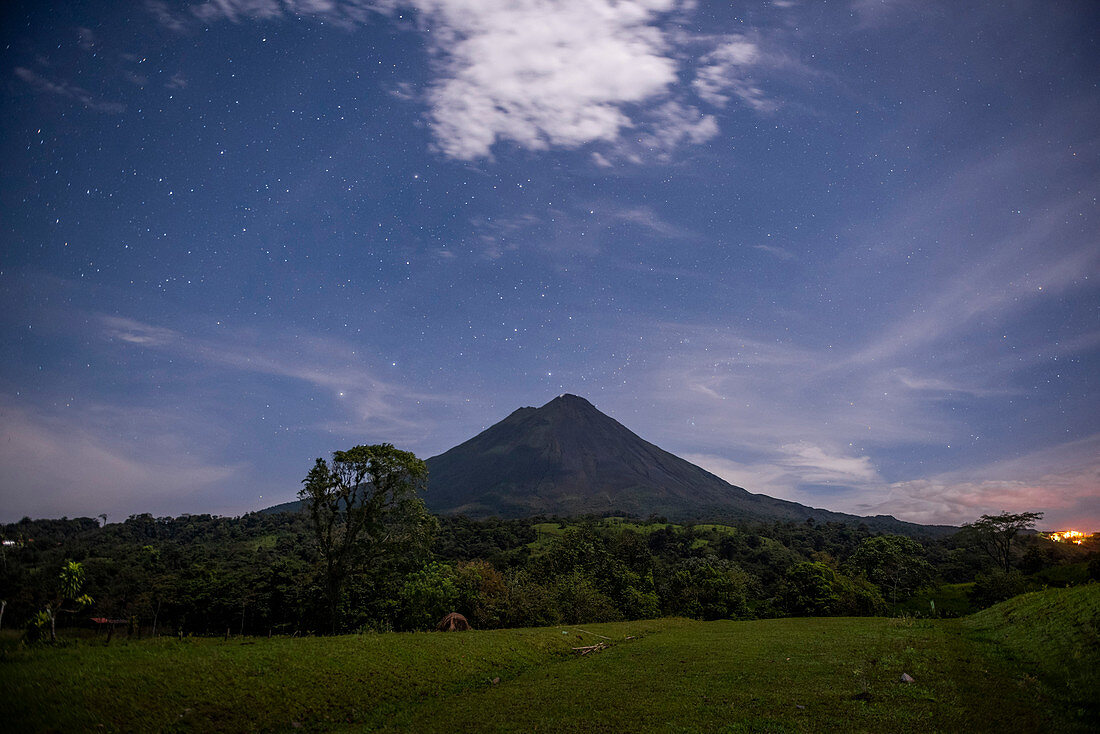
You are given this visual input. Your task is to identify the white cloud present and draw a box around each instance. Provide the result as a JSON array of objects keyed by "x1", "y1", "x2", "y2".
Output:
[
  {"x1": 692, "y1": 36, "x2": 775, "y2": 111},
  {"x1": 778, "y1": 442, "x2": 880, "y2": 484},
  {"x1": 682, "y1": 453, "x2": 806, "y2": 502},
  {"x1": 469, "y1": 200, "x2": 693, "y2": 259},
  {"x1": 839, "y1": 136, "x2": 1100, "y2": 369},
  {"x1": 685, "y1": 441, "x2": 881, "y2": 506},
  {"x1": 77, "y1": 27, "x2": 97, "y2": 50},
  {"x1": 152, "y1": 0, "x2": 784, "y2": 162},
  {"x1": 151, "y1": 0, "x2": 381, "y2": 31},
  {"x1": 622, "y1": 306, "x2": 1100, "y2": 527},
  {"x1": 617, "y1": 100, "x2": 719, "y2": 161},
  {"x1": 145, "y1": 1, "x2": 190, "y2": 32},
  {"x1": 849, "y1": 0, "x2": 924, "y2": 28},
  {"x1": 688, "y1": 435, "x2": 1100, "y2": 529},
  {"x1": 416, "y1": 0, "x2": 682, "y2": 159},
  {"x1": 102, "y1": 316, "x2": 180, "y2": 346},
  {"x1": 605, "y1": 205, "x2": 687, "y2": 238},
  {"x1": 753, "y1": 243, "x2": 797, "y2": 261}
]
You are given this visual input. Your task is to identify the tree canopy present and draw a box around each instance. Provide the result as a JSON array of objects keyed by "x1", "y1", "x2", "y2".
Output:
[
  {"x1": 962, "y1": 512, "x2": 1044, "y2": 573},
  {"x1": 847, "y1": 535, "x2": 933, "y2": 603},
  {"x1": 4, "y1": 508, "x2": 1090, "y2": 639},
  {"x1": 299, "y1": 444, "x2": 433, "y2": 633}
]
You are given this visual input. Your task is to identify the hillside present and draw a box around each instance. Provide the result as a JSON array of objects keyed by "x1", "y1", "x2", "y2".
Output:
[{"x1": 964, "y1": 584, "x2": 1100, "y2": 723}]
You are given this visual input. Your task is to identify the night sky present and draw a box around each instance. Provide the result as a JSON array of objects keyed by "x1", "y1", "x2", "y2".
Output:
[{"x1": 2, "y1": 1, "x2": 1097, "y2": 529}]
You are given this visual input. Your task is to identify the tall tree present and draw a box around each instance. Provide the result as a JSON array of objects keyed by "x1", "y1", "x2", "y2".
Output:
[
  {"x1": 299, "y1": 444, "x2": 432, "y2": 633},
  {"x1": 962, "y1": 512, "x2": 1044, "y2": 573}
]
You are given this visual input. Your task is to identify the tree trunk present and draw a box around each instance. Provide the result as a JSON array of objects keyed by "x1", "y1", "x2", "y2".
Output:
[
  {"x1": 328, "y1": 582, "x2": 340, "y2": 635},
  {"x1": 326, "y1": 566, "x2": 342, "y2": 635}
]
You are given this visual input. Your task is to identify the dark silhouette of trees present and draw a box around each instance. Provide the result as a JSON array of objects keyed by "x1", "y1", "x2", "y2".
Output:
[
  {"x1": 962, "y1": 512, "x2": 1044, "y2": 573},
  {"x1": 5, "y1": 508, "x2": 1088, "y2": 636}
]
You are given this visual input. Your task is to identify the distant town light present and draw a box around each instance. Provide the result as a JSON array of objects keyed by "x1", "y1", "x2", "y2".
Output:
[{"x1": 1047, "y1": 530, "x2": 1088, "y2": 545}]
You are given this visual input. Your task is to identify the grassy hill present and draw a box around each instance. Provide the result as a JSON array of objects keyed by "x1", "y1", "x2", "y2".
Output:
[
  {"x1": 963, "y1": 584, "x2": 1099, "y2": 725},
  {"x1": 2, "y1": 584, "x2": 1095, "y2": 732}
]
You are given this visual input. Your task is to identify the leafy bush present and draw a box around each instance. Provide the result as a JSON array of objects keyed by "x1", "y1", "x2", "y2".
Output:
[
  {"x1": 781, "y1": 561, "x2": 885, "y2": 616},
  {"x1": 398, "y1": 562, "x2": 459, "y2": 630},
  {"x1": 969, "y1": 571, "x2": 1027, "y2": 608},
  {"x1": 24, "y1": 610, "x2": 51, "y2": 644},
  {"x1": 661, "y1": 558, "x2": 755, "y2": 620},
  {"x1": 453, "y1": 560, "x2": 507, "y2": 628}
]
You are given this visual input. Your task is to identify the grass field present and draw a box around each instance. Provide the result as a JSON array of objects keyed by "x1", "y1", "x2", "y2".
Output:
[{"x1": 2, "y1": 584, "x2": 1096, "y2": 733}]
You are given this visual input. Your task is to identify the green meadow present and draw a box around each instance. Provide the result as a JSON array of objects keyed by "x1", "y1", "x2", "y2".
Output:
[{"x1": 2, "y1": 584, "x2": 1096, "y2": 733}]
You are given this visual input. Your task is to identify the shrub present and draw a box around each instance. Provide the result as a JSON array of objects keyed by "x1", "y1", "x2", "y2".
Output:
[{"x1": 969, "y1": 571, "x2": 1027, "y2": 608}]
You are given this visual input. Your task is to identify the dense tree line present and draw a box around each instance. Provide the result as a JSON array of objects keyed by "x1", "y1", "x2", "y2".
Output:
[{"x1": 3, "y1": 508, "x2": 1094, "y2": 640}]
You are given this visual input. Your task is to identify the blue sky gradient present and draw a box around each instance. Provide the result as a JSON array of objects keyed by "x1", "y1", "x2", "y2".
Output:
[{"x1": 2, "y1": 0, "x2": 1097, "y2": 529}]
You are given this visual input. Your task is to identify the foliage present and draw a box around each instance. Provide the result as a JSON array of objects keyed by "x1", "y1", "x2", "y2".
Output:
[
  {"x1": 23, "y1": 610, "x2": 51, "y2": 643},
  {"x1": 452, "y1": 560, "x2": 507, "y2": 628},
  {"x1": 833, "y1": 571, "x2": 889, "y2": 616},
  {"x1": 552, "y1": 571, "x2": 622, "y2": 624},
  {"x1": 894, "y1": 582, "x2": 977, "y2": 618},
  {"x1": 299, "y1": 444, "x2": 434, "y2": 633},
  {"x1": 780, "y1": 561, "x2": 887, "y2": 616},
  {"x1": 960, "y1": 511, "x2": 1043, "y2": 573},
  {"x1": 32, "y1": 560, "x2": 94, "y2": 643},
  {"x1": 398, "y1": 561, "x2": 459, "y2": 631},
  {"x1": 661, "y1": 557, "x2": 753, "y2": 620},
  {"x1": 502, "y1": 569, "x2": 560, "y2": 628},
  {"x1": 969, "y1": 571, "x2": 1028, "y2": 608},
  {"x1": 781, "y1": 561, "x2": 842, "y2": 615},
  {"x1": 846, "y1": 534, "x2": 934, "y2": 604},
  {"x1": 3, "y1": 508, "x2": 1080, "y2": 638}
]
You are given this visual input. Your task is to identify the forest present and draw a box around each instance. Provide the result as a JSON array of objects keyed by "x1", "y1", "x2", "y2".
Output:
[{"x1": 2, "y1": 506, "x2": 1096, "y2": 640}]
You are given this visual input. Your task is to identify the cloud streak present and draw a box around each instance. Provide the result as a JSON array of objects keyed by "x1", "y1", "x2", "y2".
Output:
[
  {"x1": 692, "y1": 36, "x2": 776, "y2": 112},
  {"x1": 14, "y1": 67, "x2": 126, "y2": 113},
  {"x1": 100, "y1": 316, "x2": 449, "y2": 441},
  {"x1": 0, "y1": 395, "x2": 243, "y2": 522}
]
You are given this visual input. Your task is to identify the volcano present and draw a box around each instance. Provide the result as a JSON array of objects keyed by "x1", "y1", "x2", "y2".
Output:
[{"x1": 423, "y1": 394, "x2": 920, "y2": 530}]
